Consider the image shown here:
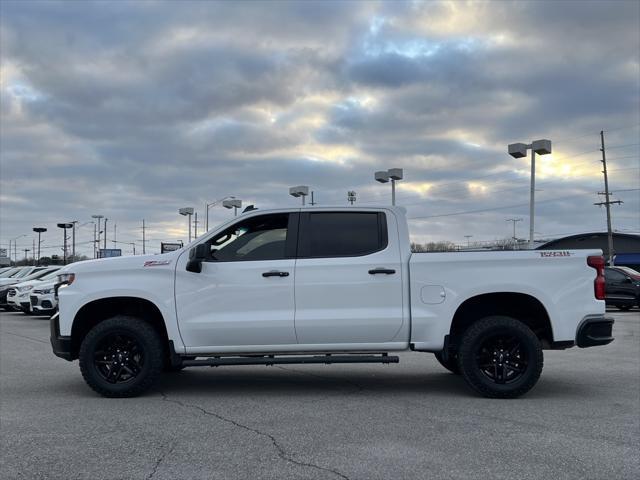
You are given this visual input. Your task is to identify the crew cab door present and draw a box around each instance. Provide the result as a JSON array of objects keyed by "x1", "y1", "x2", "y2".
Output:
[
  {"x1": 294, "y1": 210, "x2": 404, "y2": 345},
  {"x1": 175, "y1": 212, "x2": 299, "y2": 349}
]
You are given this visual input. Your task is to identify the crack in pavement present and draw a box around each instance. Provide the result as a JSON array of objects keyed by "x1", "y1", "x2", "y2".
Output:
[
  {"x1": 1, "y1": 331, "x2": 48, "y2": 344},
  {"x1": 146, "y1": 441, "x2": 176, "y2": 480},
  {"x1": 156, "y1": 390, "x2": 350, "y2": 480},
  {"x1": 274, "y1": 365, "x2": 366, "y2": 393}
]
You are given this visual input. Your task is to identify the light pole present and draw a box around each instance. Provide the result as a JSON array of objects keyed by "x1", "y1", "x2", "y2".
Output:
[
  {"x1": 179, "y1": 207, "x2": 194, "y2": 242},
  {"x1": 205, "y1": 196, "x2": 235, "y2": 231},
  {"x1": 57, "y1": 223, "x2": 73, "y2": 264},
  {"x1": 32, "y1": 228, "x2": 47, "y2": 265},
  {"x1": 92, "y1": 215, "x2": 103, "y2": 258},
  {"x1": 464, "y1": 235, "x2": 473, "y2": 248},
  {"x1": 289, "y1": 186, "x2": 309, "y2": 205},
  {"x1": 375, "y1": 168, "x2": 403, "y2": 205},
  {"x1": 10, "y1": 234, "x2": 27, "y2": 264},
  {"x1": 223, "y1": 199, "x2": 243, "y2": 216},
  {"x1": 508, "y1": 139, "x2": 552, "y2": 249}
]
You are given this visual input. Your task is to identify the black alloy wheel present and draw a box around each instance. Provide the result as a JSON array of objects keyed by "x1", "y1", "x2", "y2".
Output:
[
  {"x1": 475, "y1": 334, "x2": 527, "y2": 384},
  {"x1": 93, "y1": 333, "x2": 144, "y2": 384},
  {"x1": 79, "y1": 316, "x2": 163, "y2": 397},
  {"x1": 458, "y1": 316, "x2": 543, "y2": 398}
]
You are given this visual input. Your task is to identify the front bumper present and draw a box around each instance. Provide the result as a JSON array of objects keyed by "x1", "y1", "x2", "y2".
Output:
[
  {"x1": 576, "y1": 315, "x2": 615, "y2": 348},
  {"x1": 50, "y1": 312, "x2": 73, "y2": 361}
]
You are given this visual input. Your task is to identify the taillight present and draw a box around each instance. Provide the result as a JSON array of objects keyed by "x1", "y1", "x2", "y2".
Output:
[{"x1": 587, "y1": 255, "x2": 605, "y2": 300}]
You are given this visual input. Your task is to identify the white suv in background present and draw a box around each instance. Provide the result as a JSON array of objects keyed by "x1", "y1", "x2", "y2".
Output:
[
  {"x1": 30, "y1": 279, "x2": 59, "y2": 315},
  {"x1": 6, "y1": 267, "x2": 60, "y2": 313}
]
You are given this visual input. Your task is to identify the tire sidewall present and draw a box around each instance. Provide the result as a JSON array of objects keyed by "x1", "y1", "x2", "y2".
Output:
[
  {"x1": 458, "y1": 316, "x2": 543, "y2": 398},
  {"x1": 79, "y1": 317, "x2": 162, "y2": 397}
]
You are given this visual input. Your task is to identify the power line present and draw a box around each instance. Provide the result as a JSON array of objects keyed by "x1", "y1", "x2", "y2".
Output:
[{"x1": 408, "y1": 189, "x2": 640, "y2": 221}]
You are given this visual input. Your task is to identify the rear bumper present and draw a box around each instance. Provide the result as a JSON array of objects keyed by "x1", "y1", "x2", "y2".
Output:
[
  {"x1": 576, "y1": 315, "x2": 615, "y2": 348},
  {"x1": 50, "y1": 312, "x2": 73, "y2": 361}
]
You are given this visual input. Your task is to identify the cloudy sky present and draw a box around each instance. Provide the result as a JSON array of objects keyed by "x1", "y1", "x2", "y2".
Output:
[{"x1": 1, "y1": 0, "x2": 639, "y2": 257}]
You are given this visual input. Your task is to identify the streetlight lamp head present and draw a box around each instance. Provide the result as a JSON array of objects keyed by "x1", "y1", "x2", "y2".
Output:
[
  {"x1": 222, "y1": 199, "x2": 242, "y2": 209},
  {"x1": 375, "y1": 171, "x2": 390, "y2": 183},
  {"x1": 289, "y1": 186, "x2": 309, "y2": 197},
  {"x1": 57, "y1": 223, "x2": 73, "y2": 229},
  {"x1": 178, "y1": 207, "x2": 194, "y2": 216},
  {"x1": 33, "y1": 227, "x2": 47, "y2": 233},
  {"x1": 532, "y1": 139, "x2": 552, "y2": 155},
  {"x1": 508, "y1": 143, "x2": 528, "y2": 158},
  {"x1": 388, "y1": 168, "x2": 404, "y2": 181}
]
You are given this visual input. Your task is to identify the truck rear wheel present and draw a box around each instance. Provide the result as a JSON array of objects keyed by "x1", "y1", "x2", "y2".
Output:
[
  {"x1": 457, "y1": 316, "x2": 543, "y2": 399},
  {"x1": 434, "y1": 351, "x2": 460, "y2": 374},
  {"x1": 79, "y1": 316, "x2": 163, "y2": 398}
]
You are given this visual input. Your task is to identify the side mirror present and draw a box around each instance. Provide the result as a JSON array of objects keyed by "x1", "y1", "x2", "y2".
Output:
[{"x1": 186, "y1": 244, "x2": 207, "y2": 273}]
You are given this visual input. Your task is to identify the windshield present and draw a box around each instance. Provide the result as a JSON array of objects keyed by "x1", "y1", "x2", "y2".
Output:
[
  {"x1": 13, "y1": 268, "x2": 35, "y2": 278},
  {"x1": 616, "y1": 266, "x2": 640, "y2": 278},
  {"x1": 20, "y1": 269, "x2": 53, "y2": 281},
  {"x1": 0, "y1": 268, "x2": 20, "y2": 277},
  {"x1": 39, "y1": 269, "x2": 61, "y2": 281}
]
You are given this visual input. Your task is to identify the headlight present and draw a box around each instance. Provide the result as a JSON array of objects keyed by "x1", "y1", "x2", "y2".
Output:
[
  {"x1": 17, "y1": 285, "x2": 33, "y2": 292},
  {"x1": 57, "y1": 273, "x2": 75, "y2": 286}
]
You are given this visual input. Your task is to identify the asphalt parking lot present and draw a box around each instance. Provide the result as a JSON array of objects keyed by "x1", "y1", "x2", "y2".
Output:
[{"x1": 1, "y1": 309, "x2": 638, "y2": 480}]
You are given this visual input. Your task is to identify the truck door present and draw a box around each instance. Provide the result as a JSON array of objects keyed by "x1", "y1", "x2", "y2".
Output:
[
  {"x1": 175, "y1": 212, "x2": 299, "y2": 349},
  {"x1": 294, "y1": 211, "x2": 404, "y2": 345}
]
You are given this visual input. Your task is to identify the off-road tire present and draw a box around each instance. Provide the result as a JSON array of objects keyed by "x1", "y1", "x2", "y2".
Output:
[
  {"x1": 79, "y1": 315, "x2": 163, "y2": 398},
  {"x1": 458, "y1": 316, "x2": 543, "y2": 399},
  {"x1": 434, "y1": 351, "x2": 460, "y2": 374}
]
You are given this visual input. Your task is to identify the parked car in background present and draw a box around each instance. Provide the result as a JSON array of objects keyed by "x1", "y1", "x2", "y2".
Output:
[
  {"x1": 0, "y1": 267, "x2": 29, "y2": 279},
  {"x1": 604, "y1": 267, "x2": 640, "y2": 310},
  {"x1": 30, "y1": 280, "x2": 59, "y2": 316},
  {"x1": 0, "y1": 267, "x2": 57, "y2": 310},
  {"x1": 0, "y1": 267, "x2": 14, "y2": 276},
  {"x1": 7, "y1": 267, "x2": 61, "y2": 313},
  {"x1": 610, "y1": 266, "x2": 640, "y2": 280},
  {"x1": 0, "y1": 266, "x2": 48, "y2": 286}
]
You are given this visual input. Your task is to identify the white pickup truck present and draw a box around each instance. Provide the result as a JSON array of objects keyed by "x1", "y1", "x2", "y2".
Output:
[{"x1": 52, "y1": 206, "x2": 613, "y2": 398}]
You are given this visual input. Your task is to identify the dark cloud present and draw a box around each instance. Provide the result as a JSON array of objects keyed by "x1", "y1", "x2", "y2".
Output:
[{"x1": 1, "y1": 0, "x2": 638, "y2": 255}]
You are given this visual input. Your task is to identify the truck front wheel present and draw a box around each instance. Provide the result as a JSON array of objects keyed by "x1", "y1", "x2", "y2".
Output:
[
  {"x1": 457, "y1": 316, "x2": 543, "y2": 399},
  {"x1": 79, "y1": 316, "x2": 164, "y2": 398}
]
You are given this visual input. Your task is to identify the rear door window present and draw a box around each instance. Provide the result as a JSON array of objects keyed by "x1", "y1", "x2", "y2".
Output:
[{"x1": 299, "y1": 212, "x2": 387, "y2": 258}]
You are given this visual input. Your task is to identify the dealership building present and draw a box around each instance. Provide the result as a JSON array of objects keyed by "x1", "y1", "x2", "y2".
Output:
[{"x1": 537, "y1": 232, "x2": 640, "y2": 270}]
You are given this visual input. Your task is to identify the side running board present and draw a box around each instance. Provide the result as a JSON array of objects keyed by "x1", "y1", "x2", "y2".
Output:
[{"x1": 181, "y1": 353, "x2": 399, "y2": 368}]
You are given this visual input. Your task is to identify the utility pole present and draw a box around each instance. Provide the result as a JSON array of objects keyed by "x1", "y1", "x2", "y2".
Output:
[
  {"x1": 594, "y1": 130, "x2": 623, "y2": 266},
  {"x1": 103, "y1": 218, "x2": 108, "y2": 250},
  {"x1": 194, "y1": 212, "x2": 199, "y2": 239},
  {"x1": 71, "y1": 221, "x2": 77, "y2": 261},
  {"x1": 310, "y1": 191, "x2": 316, "y2": 206},
  {"x1": 32, "y1": 239, "x2": 35, "y2": 265},
  {"x1": 142, "y1": 219, "x2": 146, "y2": 254},
  {"x1": 93, "y1": 222, "x2": 97, "y2": 258},
  {"x1": 113, "y1": 223, "x2": 117, "y2": 248},
  {"x1": 506, "y1": 218, "x2": 523, "y2": 244}
]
